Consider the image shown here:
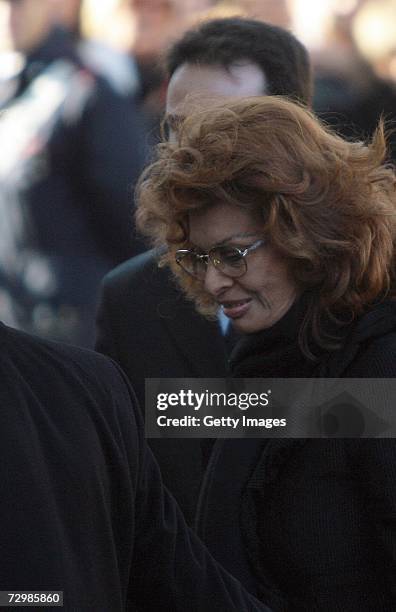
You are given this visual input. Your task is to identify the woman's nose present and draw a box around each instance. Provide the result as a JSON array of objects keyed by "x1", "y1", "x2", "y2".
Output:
[{"x1": 203, "y1": 261, "x2": 234, "y2": 297}]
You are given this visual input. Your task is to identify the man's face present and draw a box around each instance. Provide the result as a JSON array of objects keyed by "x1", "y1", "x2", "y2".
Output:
[
  {"x1": 7, "y1": 0, "x2": 53, "y2": 54},
  {"x1": 165, "y1": 61, "x2": 266, "y2": 139}
]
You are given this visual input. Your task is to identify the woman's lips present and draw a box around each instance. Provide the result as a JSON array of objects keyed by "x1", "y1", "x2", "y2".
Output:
[{"x1": 221, "y1": 298, "x2": 252, "y2": 319}]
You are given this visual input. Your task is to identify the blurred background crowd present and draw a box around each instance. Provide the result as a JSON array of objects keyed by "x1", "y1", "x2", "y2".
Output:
[
  {"x1": 0, "y1": 0, "x2": 395, "y2": 347},
  {"x1": 2, "y1": 0, "x2": 395, "y2": 127}
]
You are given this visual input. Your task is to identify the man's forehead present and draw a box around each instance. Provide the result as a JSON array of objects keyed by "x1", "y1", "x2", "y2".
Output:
[{"x1": 165, "y1": 61, "x2": 267, "y2": 115}]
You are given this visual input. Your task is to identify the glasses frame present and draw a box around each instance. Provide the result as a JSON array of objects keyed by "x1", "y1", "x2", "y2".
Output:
[{"x1": 175, "y1": 239, "x2": 265, "y2": 280}]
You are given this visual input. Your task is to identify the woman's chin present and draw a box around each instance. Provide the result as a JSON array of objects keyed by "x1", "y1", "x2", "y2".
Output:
[
  {"x1": 230, "y1": 310, "x2": 282, "y2": 334},
  {"x1": 231, "y1": 315, "x2": 265, "y2": 334}
]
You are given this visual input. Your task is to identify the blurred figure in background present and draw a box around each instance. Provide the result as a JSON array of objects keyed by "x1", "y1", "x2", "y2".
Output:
[
  {"x1": 0, "y1": 0, "x2": 147, "y2": 347},
  {"x1": 313, "y1": 6, "x2": 396, "y2": 161},
  {"x1": 221, "y1": 0, "x2": 291, "y2": 27},
  {"x1": 53, "y1": 0, "x2": 141, "y2": 99},
  {"x1": 129, "y1": 0, "x2": 215, "y2": 135},
  {"x1": 53, "y1": 0, "x2": 82, "y2": 36}
]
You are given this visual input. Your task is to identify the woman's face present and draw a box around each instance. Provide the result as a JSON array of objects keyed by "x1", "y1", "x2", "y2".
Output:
[{"x1": 188, "y1": 202, "x2": 298, "y2": 334}]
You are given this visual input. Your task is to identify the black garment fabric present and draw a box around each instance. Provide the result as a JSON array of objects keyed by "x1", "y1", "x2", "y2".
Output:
[
  {"x1": 313, "y1": 58, "x2": 396, "y2": 162},
  {"x1": 0, "y1": 27, "x2": 147, "y2": 347},
  {"x1": 95, "y1": 249, "x2": 229, "y2": 523},
  {"x1": 0, "y1": 321, "x2": 272, "y2": 612},
  {"x1": 195, "y1": 298, "x2": 396, "y2": 611},
  {"x1": 229, "y1": 295, "x2": 320, "y2": 378}
]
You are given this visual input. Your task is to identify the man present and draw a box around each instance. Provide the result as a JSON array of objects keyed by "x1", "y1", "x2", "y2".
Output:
[
  {"x1": 0, "y1": 0, "x2": 147, "y2": 347},
  {"x1": 96, "y1": 17, "x2": 312, "y2": 522},
  {"x1": 0, "y1": 319, "x2": 272, "y2": 611}
]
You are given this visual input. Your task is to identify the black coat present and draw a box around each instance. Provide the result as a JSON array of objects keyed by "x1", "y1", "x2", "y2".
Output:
[
  {"x1": 195, "y1": 300, "x2": 396, "y2": 611},
  {"x1": 0, "y1": 321, "x2": 270, "y2": 612},
  {"x1": 0, "y1": 27, "x2": 147, "y2": 347},
  {"x1": 96, "y1": 249, "x2": 229, "y2": 522}
]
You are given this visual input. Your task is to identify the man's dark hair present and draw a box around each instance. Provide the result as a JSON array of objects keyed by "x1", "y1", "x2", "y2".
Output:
[{"x1": 165, "y1": 17, "x2": 312, "y2": 105}]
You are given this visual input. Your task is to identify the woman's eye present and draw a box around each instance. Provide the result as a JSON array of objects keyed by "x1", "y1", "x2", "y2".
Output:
[{"x1": 220, "y1": 248, "x2": 243, "y2": 265}]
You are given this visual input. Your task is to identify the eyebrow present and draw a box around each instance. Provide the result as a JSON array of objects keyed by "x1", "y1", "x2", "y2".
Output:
[
  {"x1": 191, "y1": 232, "x2": 259, "y2": 251},
  {"x1": 216, "y1": 232, "x2": 259, "y2": 246}
]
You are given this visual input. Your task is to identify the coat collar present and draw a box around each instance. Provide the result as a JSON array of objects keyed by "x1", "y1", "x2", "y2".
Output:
[
  {"x1": 145, "y1": 255, "x2": 229, "y2": 377},
  {"x1": 159, "y1": 288, "x2": 230, "y2": 377}
]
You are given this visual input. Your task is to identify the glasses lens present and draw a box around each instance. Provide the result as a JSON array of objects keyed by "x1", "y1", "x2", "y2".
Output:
[
  {"x1": 176, "y1": 252, "x2": 206, "y2": 279},
  {"x1": 211, "y1": 246, "x2": 247, "y2": 277}
]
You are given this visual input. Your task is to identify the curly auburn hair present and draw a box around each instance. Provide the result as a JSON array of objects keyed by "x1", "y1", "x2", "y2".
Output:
[{"x1": 136, "y1": 96, "x2": 396, "y2": 354}]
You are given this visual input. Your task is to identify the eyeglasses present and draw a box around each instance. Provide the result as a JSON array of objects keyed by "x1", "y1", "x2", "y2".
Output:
[{"x1": 175, "y1": 239, "x2": 265, "y2": 280}]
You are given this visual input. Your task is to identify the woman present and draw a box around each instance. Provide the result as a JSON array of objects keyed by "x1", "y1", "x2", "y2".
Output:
[{"x1": 136, "y1": 97, "x2": 396, "y2": 610}]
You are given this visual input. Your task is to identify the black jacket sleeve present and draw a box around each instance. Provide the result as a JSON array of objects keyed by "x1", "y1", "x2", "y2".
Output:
[{"x1": 111, "y1": 363, "x2": 271, "y2": 612}]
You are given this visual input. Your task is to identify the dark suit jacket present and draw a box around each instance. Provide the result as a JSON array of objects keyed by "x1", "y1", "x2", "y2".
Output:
[{"x1": 96, "y1": 249, "x2": 229, "y2": 522}]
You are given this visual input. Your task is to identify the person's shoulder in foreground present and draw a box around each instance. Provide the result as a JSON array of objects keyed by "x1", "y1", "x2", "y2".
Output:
[
  {"x1": 0, "y1": 321, "x2": 271, "y2": 611},
  {"x1": 0, "y1": 320, "x2": 140, "y2": 610}
]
